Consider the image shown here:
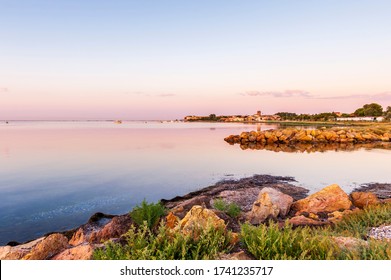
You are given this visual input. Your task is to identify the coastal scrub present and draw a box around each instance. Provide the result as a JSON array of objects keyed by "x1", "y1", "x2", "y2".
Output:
[
  {"x1": 93, "y1": 221, "x2": 233, "y2": 260},
  {"x1": 130, "y1": 200, "x2": 166, "y2": 229}
]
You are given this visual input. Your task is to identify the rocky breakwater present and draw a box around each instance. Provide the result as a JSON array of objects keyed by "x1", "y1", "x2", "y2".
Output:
[{"x1": 224, "y1": 127, "x2": 391, "y2": 152}]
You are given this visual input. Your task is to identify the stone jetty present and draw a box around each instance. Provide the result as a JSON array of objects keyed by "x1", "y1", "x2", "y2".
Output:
[
  {"x1": 225, "y1": 127, "x2": 391, "y2": 146},
  {"x1": 224, "y1": 127, "x2": 391, "y2": 152}
]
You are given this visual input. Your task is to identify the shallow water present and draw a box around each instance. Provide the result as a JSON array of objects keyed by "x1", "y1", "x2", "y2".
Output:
[{"x1": 0, "y1": 121, "x2": 390, "y2": 244}]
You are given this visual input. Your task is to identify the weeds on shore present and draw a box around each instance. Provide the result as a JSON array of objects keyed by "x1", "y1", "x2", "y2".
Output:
[
  {"x1": 93, "y1": 221, "x2": 233, "y2": 260},
  {"x1": 332, "y1": 203, "x2": 391, "y2": 238},
  {"x1": 213, "y1": 198, "x2": 241, "y2": 218},
  {"x1": 130, "y1": 200, "x2": 166, "y2": 229},
  {"x1": 95, "y1": 200, "x2": 391, "y2": 260},
  {"x1": 240, "y1": 203, "x2": 391, "y2": 260},
  {"x1": 241, "y1": 222, "x2": 339, "y2": 260}
]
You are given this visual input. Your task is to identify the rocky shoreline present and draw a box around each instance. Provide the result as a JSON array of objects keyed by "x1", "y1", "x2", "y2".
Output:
[
  {"x1": 1, "y1": 174, "x2": 391, "y2": 260},
  {"x1": 224, "y1": 127, "x2": 391, "y2": 148}
]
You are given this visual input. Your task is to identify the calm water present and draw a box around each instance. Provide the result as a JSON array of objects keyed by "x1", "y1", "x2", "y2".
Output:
[{"x1": 1, "y1": 121, "x2": 390, "y2": 245}]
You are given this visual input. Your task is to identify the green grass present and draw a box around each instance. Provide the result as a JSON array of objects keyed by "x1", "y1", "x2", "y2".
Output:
[
  {"x1": 331, "y1": 203, "x2": 391, "y2": 238},
  {"x1": 96, "y1": 201, "x2": 391, "y2": 260},
  {"x1": 240, "y1": 203, "x2": 391, "y2": 260},
  {"x1": 213, "y1": 198, "x2": 241, "y2": 218},
  {"x1": 93, "y1": 221, "x2": 233, "y2": 260},
  {"x1": 130, "y1": 200, "x2": 166, "y2": 229},
  {"x1": 241, "y1": 222, "x2": 340, "y2": 260}
]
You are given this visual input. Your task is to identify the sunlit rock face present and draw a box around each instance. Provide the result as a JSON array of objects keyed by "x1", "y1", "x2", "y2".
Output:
[{"x1": 225, "y1": 128, "x2": 391, "y2": 153}]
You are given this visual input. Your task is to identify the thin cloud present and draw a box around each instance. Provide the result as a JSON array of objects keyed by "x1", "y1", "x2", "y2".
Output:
[
  {"x1": 318, "y1": 92, "x2": 391, "y2": 101},
  {"x1": 240, "y1": 90, "x2": 312, "y2": 98}
]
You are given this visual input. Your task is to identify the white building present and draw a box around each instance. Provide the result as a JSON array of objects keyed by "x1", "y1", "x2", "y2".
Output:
[{"x1": 337, "y1": 116, "x2": 385, "y2": 122}]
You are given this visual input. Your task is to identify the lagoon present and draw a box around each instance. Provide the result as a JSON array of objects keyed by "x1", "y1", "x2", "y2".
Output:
[{"x1": 0, "y1": 121, "x2": 390, "y2": 245}]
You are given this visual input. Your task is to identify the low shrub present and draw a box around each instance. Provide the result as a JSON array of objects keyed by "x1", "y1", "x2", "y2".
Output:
[
  {"x1": 332, "y1": 203, "x2": 391, "y2": 238},
  {"x1": 241, "y1": 222, "x2": 340, "y2": 260},
  {"x1": 93, "y1": 221, "x2": 233, "y2": 260},
  {"x1": 130, "y1": 199, "x2": 166, "y2": 229},
  {"x1": 213, "y1": 198, "x2": 241, "y2": 218}
]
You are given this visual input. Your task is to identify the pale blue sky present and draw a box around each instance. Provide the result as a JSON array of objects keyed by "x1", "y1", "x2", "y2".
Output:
[{"x1": 1, "y1": 0, "x2": 391, "y2": 119}]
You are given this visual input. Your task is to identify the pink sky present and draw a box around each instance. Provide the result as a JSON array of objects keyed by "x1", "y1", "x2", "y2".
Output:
[{"x1": 1, "y1": 1, "x2": 390, "y2": 120}]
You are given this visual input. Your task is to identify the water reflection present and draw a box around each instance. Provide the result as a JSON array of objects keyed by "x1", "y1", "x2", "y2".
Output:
[
  {"x1": 236, "y1": 141, "x2": 391, "y2": 153},
  {"x1": 0, "y1": 121, "x2": 390, "y2": 245}
]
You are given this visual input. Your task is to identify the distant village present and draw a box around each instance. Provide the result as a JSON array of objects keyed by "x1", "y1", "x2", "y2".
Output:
[
  {"x1": 185, "y1": 106, "x2": 389, "y2": 123},
  {"x1": 184, "y1": 111, "x2": 281, "y2": 122}
]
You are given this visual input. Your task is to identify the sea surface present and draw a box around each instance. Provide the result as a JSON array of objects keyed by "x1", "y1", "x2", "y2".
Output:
[{"x1": 1, "y1": 121, "x2": 390, "y2": 245}]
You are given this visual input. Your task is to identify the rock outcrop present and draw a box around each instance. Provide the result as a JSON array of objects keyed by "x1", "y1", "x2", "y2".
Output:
[
  {"x1": 22, "y1": 233, "x2": 68, "y2": 260},
  {"x1": 350, "y1": 192, "x2": 380, "y2": 209},
  {"x1": 225, "y1": 128, "x2": 391, "y2": 146},
  {"x1": 2, "y1": 173, "x2": 390, "y2": 260},
  {"x1": 225, "y1": 128, "x2": 391, "y2": 152},
  {"x1": 287, "y1": 215, "x2": 328, "y2": 227},
  {"x1": 179, "y1": 205, "x2": 226, "y2": 236},
  {"x1": 247, "y1": 188, "x2": 293, "y2": 224},
  {"x1": 0, "y1": 237, "x2": 45, "y2": 260},
  {"x1": 51, "y1": 244, "x2": 95, "y2": 260},
  {"x1": 292, "y1": 184, "x2": 352, "y2": 215}
]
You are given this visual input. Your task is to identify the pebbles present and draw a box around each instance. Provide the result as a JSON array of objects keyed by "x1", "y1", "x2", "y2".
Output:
[{"x1": 368, "y1": 225, "x2": 391, "y2": 241}]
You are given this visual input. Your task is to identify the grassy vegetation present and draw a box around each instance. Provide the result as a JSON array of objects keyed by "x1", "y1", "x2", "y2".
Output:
[
  {"x1": 240, "y1": 203, "x2": 391, "y2": 260},
  {"x1": 332, "y1": 203, "x2": 391, "y2": 238},
  {"x1": 129, "y1": 199, "x2": 166, "y2": 229},
  {"x1": 93, "y1": 221, "x2": 233, "y2": 260},
  {"x1": 241, "y1": 222, "x2": 340, "y2": 260},
  {"x1": 94, "y1": 201, "x2": 391, "y2": 260},
  {"x1": 213, "y1": 198, "x2": 241, "y2": 218}
]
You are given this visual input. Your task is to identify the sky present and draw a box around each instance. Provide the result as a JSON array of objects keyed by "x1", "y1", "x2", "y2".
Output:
[{"x1": 1, "y1": 0, "x2": 391, "y2": 120}]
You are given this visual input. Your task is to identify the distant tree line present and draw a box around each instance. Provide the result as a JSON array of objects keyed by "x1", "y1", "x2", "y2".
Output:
[
  {"x1": 275, "y1": 112, "x2": 338, "y2": 122},
  {"x1": 276, "y1": 103, "x2": 391, "y2": 122}
]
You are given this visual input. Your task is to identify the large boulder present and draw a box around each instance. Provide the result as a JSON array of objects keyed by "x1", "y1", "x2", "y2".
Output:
[
  {"x1": 169, "y1": 196, "x2": 211, "y2": 219},
  {"x1": 215, "y1": 187, "x2": 261, "y2": 212},
  {"x1": 247, "y1": 188, "x2": 293, "y2": 224},
  {"x1": 22, "y1": 233, "x2": 68, "y2": 260},
  {"x1": 89, "y1": 215, "x2": 133, "y2": 243},
  {"x1": 0, "y1": 237, "x2": 45, "y2": 260},
  {"x1": 51, "y1": 244, "x2": 95, "y2": 260},
  {"x1": 350, "y1": 192, "x2": 380, "y2": 209},
  {"x1": 292, "y1": 184, "x2": 352, "y2": 215},
  {"x1": 179, "y1": 205, "x2": 225, "y2": 236}
]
